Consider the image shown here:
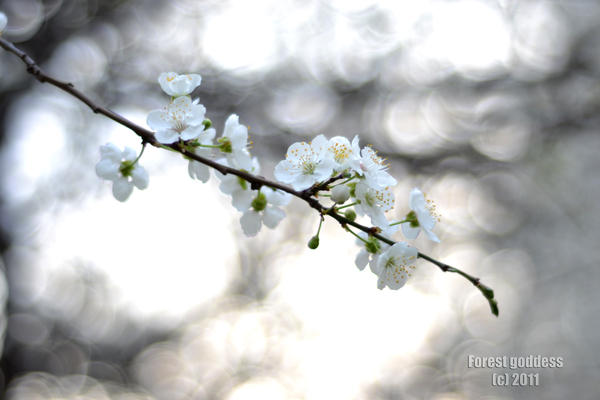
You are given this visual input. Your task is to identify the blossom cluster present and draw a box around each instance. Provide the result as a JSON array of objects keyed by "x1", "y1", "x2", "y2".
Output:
[
  {"x1": 95, "y1": 72, "x2": 442, "y2": 291},
  {"x1": 274, "y1": 134, "x2": 441, "y2": 290},
  {"x1": 96, "y1": 72, "x2": 289, "y2": 236}
]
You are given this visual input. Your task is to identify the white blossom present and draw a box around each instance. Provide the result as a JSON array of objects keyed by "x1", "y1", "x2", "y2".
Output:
[
  {"x1": 216, "y1": 157, "x2": 260, "y2": 212},
  {"x1": 147, "y1": 96, "x2": 207, "y2": 144},
  {"x1": 188, "y1": 127, "x2": 216, "y2": 182},
  {"x1": 354, "y1": 181, "x2": 395, "y2": 229},
  {"x1": 401, "y1": 187, "x2": 441, "y2": 243},
  {"x1": 274, "y1": 135, "x2": 335, "y2": 191},
  {"x1": 158, "y1": 72, "x2": 202, "y2": 97},
  {"x1": 357, "y1": 147, "x2": 397, "y2": 190},
  {"x1": 95, "y1": 143, "x2": 148, "y2": 202},
  {"x1": 373, "y1": 242, "x2": 418, "y2": 290},
  {"x1": 240, "y1": 187, "x2": 291, "y2": 237},
  {"x1": 355, "y1": 232, "x2": 386, "y2": 273},
  {"x1": 219, "y1": 114, "x2": 252, "y2": 171},
  {"x1": 327, "y1": 135, "x2": 361, "y2": 173}
]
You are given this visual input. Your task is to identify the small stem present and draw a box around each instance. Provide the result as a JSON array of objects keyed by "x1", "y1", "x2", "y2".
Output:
[
  {"x1": 303, "y1": 173, "x2": 346, "y2": 195},
  {"x1": 331, "y1": 175, "x2": 356, "y2": 187},
  {"x1": 345, "y1": 226, "x2": 368, "y2": 243},
  {"x1": 315, "y1": 216, "x2": 324, "y2": 237},
  {"x1": 132, "y1": 142, "x2": 146, "y2": 164},
  {"x1": 336, "y1": 201, "x2": 358, "y2": 210},
  {"x1": 390, "y1": 218, "x2": 409, "y2": 226}
]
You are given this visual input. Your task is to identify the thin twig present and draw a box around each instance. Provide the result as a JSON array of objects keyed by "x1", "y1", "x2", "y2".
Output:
[{"x1": 1, "y1": 37, "x2": 498, "y2": 316}]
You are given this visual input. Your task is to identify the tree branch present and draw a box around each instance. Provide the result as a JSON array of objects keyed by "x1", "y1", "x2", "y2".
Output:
[{"x1": 1, "y1": 37, "x2": 498, "y2": 316}]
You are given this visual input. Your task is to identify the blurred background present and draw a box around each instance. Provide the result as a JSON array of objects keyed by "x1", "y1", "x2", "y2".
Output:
[{"x1": 0, "y1": 0, "x2": 599, "y2": 398}]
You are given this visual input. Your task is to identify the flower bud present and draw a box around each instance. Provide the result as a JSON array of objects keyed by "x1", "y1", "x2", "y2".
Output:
[
  {"x1": 344, "y1": 209, "x2": 357, "y2": 222},
  {"x1": 307, "y1": 236, "x2": 320, "y2": 249},
  {"x1": 331, "y1": 185, "x2": 350, "y2": 204}
]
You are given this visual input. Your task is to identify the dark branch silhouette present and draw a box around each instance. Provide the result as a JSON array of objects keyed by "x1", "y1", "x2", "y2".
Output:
[{"x1": 0, "y1": 36, "x2": 498, "y2": 316}]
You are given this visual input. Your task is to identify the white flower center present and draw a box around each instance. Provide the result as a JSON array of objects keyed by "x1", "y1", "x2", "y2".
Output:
[
  {"x1": 369, "y1": 150, "x2": 385, "y2": 166},
  {"x1": 329, "y1": 142, "x2": 351, "y2": 163},
  {"x1": 375, "y1": 187, "x2": 394, "y2": 211},
  {"x1": 422, "y1": 193, "x2": 441, "y2": 222},
  {"x1": 384, "y1": 254, "x2": 417, "y2": 284},
  {"x1": 167, "y1": 106, "x2": 189, "y2": 132},
  {"x1": 301, "y1": 158, "x2": 317, "y2": 175}
]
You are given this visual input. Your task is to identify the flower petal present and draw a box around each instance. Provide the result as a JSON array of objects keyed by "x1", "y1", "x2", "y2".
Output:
[
  {"x1": 122, "y1": 147, "x2": 137, "y2": 161},
  {"x1": 401, "y1": 222, "x2": 420, "y2": 240},
  {"x1": 291, "y1": 174, "x2": 316, "y2": 191},
  {"x1": 274, "y1": 160, "x2": 296, "y2": 183},
  {"x1": 240, "y1": 210, "x2": 262, "y2": 237},
  {"x1": 219, "y1": 176, "x2": 240, "y2": 194},
  {"x1": 285, "y1": 142, "x2": 311, "y2": 162},
  {"x1": 369, "y1": 254, "x2": 380, "y2": 275},
  {"x1": 171, "y1": 95, "x2": 192, "y2": 108},
  {"x1": 313, "y1": 158, "x2": 335, "y2": 181},
  {"x1": 198, "y1": 127, "x2": 216, "y2": 144},
  {"x1": 230, "y1": 125, "x2": 248, "y2": 150},
  {"x1": 0, "y1": 12, "x2": 7, "y2": 32},
  {"x1": 186, "y1": 103, "x2": 207, "y2": 126},
  {"x1": 147, "y1": 110, "x2": 172, "y2": 131},
  {"x1": 409, "y1": 187, "x2": 426, "y2": 210},
  {"x1": 263, "y1": 206, "x2": 286, "y2": 228},
  {"x1": 132, "y1": 166, "x2": 149, "y2": 189},
  {"x1": 188, "y1": 161, "x2": 210, "y2": 182},
  {"x1": 355, "y1": 249, "x2": 369, "y2": 271},
  {"x1": 95, "y1": 159, "x2": 119, "y2": 180},
  {"x1": 99, "y1": 143, "x2": 122, "y2": 162},
  {"x1": 112, "y1": 179, "x2": 133, "y2": 202},
  {"x1": 180, "y1": 125, "x2": 203, "y2": 141},
  {"x1": 264, "y1": 188, "x2": 291, "y2": 207},
  {"x1": 158, "y1": 72, "x2": 177, "y2": 95},
  {"x1": 423, "y1": 227, "x2": 440, "y2": 243},
  {"x1": 230, "y1": 151, "x2": 253, "y2": 171},
  {"x1": 311, "y1": 134, "x2": 329, "y2": 155},
  {"x1": 223, "y1": 114, "x2": 240, "y2": 137},
  {"x1": 369, "y1": 208, "x2": 389, "y2": 230},
  {"x1": 155, "y1": 129, "x2": 180, "y2": 144},
  {"x1": 375, "y1": 172, "x2": 397, "y2": 189},
  {"x1": 231, "y1": 189, "x2": 254, "y2": 212},
  {"x1": 416, "y1": 206, "x2": 435, "y2": 231}
]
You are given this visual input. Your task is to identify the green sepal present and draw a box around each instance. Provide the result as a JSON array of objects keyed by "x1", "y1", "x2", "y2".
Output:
[
  {"x1": 217, "y1": 137, "x2": 232, "y2": 153},
  {"x1": 406, "y1": 210, "x2": 419, "y2": 227},
  {"x1": 237, "y1": 177, "x2": 248, "y2": 190},
  {"x1": 348, "y1": 182, "x2": 357, "y2": 198},
  {"x1": 251, "y1": 192, "x2": 267, "y2": 212},
  {"x1": 119, "y1": 160, "x2": 135, "y2": 177},
  {"x1": 365, "y1": 237, "x2": 381, "y2": 254}
]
